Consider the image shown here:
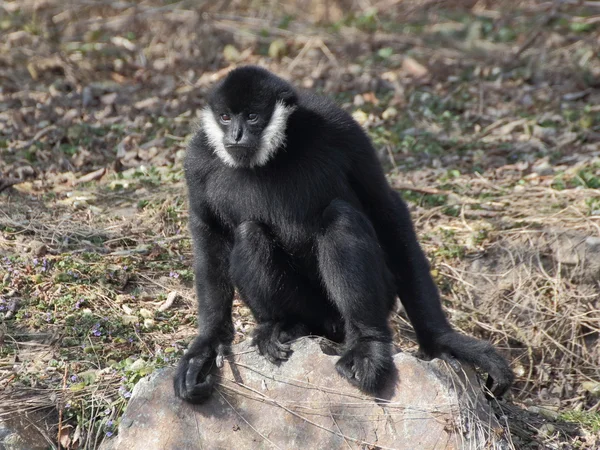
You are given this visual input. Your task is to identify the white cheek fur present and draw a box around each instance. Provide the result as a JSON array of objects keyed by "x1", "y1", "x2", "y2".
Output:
[
  {"x1": 255, "y1": 101, "x2": 296, "y2": 167},
  {"x1": 201, "y1": 108, "x2": 237, "y2": 167},
  {"x1": 201, "y1": 101, "x2": 296, "y2": 168}
]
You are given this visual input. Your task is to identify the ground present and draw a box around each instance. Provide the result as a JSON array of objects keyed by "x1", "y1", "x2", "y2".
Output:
[{"x1": 1, "y1": 1, "x2": 599, "y2": 449}]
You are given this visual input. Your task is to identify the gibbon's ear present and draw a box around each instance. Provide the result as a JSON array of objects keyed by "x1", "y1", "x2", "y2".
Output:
[{"x1": 278, "y1": 89, "x2": 298, "y2": 105}]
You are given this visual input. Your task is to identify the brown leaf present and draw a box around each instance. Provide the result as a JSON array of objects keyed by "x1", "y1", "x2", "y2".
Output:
[
  {"x1": 58, "y1": 425, "x2": 72, "y2": 448},
  {"x1": 402, "y1": 57, "x2": 429, "y2": 78},
  {"x1": 73, "y1": 168, "x2": 107, "y2": 186},
  {"x1": 362, "y1": 92, "x2": 379, "y2": 105},
  {"x1": 111, "y1": 72, "x2": 128, "y2": 83}
]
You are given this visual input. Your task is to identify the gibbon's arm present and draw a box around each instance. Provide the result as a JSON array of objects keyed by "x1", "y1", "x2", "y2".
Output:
[
  {"x1": 188, "y1": 204, "x2": 234, "y2": 341},
  {"x1": 173, "y1": 200, "x2": 235, "y2": 403},
  {"x1": 348, "y1": 157, "x2": 452, "y2": 350},
  {"x1": 349, "y1": 155, "x2": 514, "y2": 397}
]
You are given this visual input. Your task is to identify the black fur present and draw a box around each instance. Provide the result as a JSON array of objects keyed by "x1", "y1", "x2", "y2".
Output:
[{"x1": 174, "y1": 66, "x2": 514, "y2": 402}]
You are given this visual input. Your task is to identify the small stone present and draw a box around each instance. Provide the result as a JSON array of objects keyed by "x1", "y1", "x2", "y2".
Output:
[
  {"x1": 532, "y1": 159, "x2": 554, "y2": 176},
  {"x1": 538, "y1": 423, "x2": 555, "y2": 437},
  {"x1": 268, "y1": 39, "x2": 287, "y2": 59},
  {"x1": 152, "y1": 59, "x2": 168, "y2": 72},
  {"x1": 223, "y1": 45, "x2": 241, "y2": 63},
  {"x1": 100, "y1": 92, "x2": 118, "y2": 105},
  {"x1": 122, "y1": 315, "x2": 138, "y2": 325},
  {"x1": 382, "y1": 107, "x2": 398, "y2": 120},
  {"x1": 582, "y1": 381, "x2": 600, "y2": 397},
  {"x1": 28, "y1": 241, "x2": 47, "y2": 257},
  {"x1": 82, "y1": 86, "x2": 94, "y2": 107},
  {"x1": 520, "y1": 94, "x2": 534, "y2": 107},
  {"x1": 139, "y1": 308, "x2": 153, "y2": 319},
  {"x1": 129, "y1": 359, "x2": 147, "y2": 372}
]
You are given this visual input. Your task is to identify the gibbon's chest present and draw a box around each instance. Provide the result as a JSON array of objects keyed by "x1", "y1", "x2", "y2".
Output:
[{"x1": 204, "y1": 164, "x2": 348, "y2": 245}]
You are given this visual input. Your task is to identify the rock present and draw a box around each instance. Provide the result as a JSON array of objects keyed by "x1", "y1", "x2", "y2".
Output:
[
  {"x1": 382, "y1": 107, "x2": 398, "y2": 120},
  {"x1": 0, "y1": 409, "x2": 57, "y2": 450},
  {"x1": 550, "y1": 230, "x2": 600, "y2": 282},
  {"x1": 101, "y1": 338, "x2": 506, "y2": 450},
  {"x1": 531, "y1": 158, "x2": 554, "y2": 176},
  {"x1": 223, "y1": 45, "x2": 241, "y2": 63},
  {"x1": 28, "y1": 240, "x2": 47, "y2": 257},
  {"x1": 268, "y1": 39, "x2": 288, "y2": 59},
  {"x1": 82, "y1": 86, "x2": 94, "y2": 108}
]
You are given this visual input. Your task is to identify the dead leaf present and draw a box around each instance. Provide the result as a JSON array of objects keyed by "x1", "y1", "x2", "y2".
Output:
[
  {"x1": 58, "y1": 425, "x2": 72, "y2": 448},
  {"x1": 158, "y1": 291, "x2": 178, "y2": 312},
  {"x1": 402, "y1": 57, "x2": 429, "y2": 78},
  {"x1": 73, "y1": 168, "x2": 106, "y2": 186},
  {"x1": 362, "y1": 92, "x2": 379, "y2": 105},
  {"x1": 134, "y1": 97, "x2": 160, "y2": 110},
  {"x1": 111, "y1": 36, "x2": 137, "y2": 51},
  {"x1": 72, "y1": 424, "x2": 82, "y2": 448},
  {"x1": 111, "y1": 72, "x2": 128, "y2": 83}
]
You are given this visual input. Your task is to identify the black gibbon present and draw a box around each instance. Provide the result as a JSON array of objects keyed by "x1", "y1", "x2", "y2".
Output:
[{"x1": 174, "y1": 66, "x2": 513, "y2": 403}]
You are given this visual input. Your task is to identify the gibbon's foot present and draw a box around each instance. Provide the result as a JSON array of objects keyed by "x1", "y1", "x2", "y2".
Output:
[
  {"x1": 335, "y1": 339, "x2": 394, "y2": 394},
  {"x1": 173, "y1": 339, "x2": 229, "y2": 404},
  {"x1": 419, "y1": 331, "x2": 514, "y2": 398}
]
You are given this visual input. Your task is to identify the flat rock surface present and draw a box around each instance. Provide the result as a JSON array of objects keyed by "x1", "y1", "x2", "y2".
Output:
[{"x1": 101, "y1": 338, "x2": 505, "y2": 450}]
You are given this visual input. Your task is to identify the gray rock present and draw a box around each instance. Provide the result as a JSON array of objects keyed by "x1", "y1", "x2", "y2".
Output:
[
  {"x1": 0, "y1": 411, "x2": 56, "y2": 450},
  {"x1": 28, "y1": 240, "x2": 47, "y2": 257},
  {"x1": 101, "y1": 338, "x2": 506, "y2": 450},
  {"x1": 550, "y1": 230, "x2": 600, "y2": 282}
]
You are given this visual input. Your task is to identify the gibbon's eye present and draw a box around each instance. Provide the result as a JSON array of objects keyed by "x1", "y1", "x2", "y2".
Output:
[
  {"x1": 248, "y1": 113, "x2": 258, "y2": 122},
  {"x1": 220, "y1": 114, "x2": 231, "y2": 123}
]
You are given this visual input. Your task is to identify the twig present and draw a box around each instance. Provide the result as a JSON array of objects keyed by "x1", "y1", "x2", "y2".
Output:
[
  {"x1": 137, "y1": 273, "x2": 195, "y2": 304},
  {"x1": 513, "y1": 11, "x2": 557, "y2": 59},
  {"x1": 385, "y1": 145, "x2": 398, "y2": 170},
  {"x1": 218, "y1": 381, "x2": 400, "y2": 450},
  {"x1": 10, "y1": 125, "x2": 58, "y2": 151},
  {"x1": 57, "y1": 365, "x2": 68, "y2": 449},
  {"x1": 316, "y1": 38, "x2": 338, "y2": 67},
  {"x1": 390, "y1": 182, "x2": 451, "y2": 196},
  {"x1": 288, "y1": 37, "x2": 316, "y2": 72},
  {"x1": 329, "y1": 404, "x2": 353, "y2": 450},
  {"x1": 72, "y1": 168, "x2": 107, "y2": 186},
  {"x1": 217, "y1": 390, "x2": 282, "y2": 449}
]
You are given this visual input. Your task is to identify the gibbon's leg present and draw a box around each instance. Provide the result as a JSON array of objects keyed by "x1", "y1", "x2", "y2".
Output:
[
  {"x1": 230, "y1": 221, "x2": 342, "y2": 363},
  {"x1": 316, "y1": 199, "x2": 396, "y2": 393}
]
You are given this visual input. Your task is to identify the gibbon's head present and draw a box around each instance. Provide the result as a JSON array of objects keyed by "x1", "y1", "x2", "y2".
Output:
[{"x1": 202, "y1": 66, "x2": 298, "y2": 168}]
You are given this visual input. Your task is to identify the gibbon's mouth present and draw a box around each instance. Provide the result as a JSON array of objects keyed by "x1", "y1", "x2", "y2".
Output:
[
  {"x1": 225, "y1": 144, "x2": 255, "y2": 151},
  {"x1": 225, "y1": 145, "x2": 257, "y2": 166}
]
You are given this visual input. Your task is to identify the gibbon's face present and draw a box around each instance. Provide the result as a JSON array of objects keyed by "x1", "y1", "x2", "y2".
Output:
[{"x1": 201, "y1": 68, "x2": 296, "y2": 168}]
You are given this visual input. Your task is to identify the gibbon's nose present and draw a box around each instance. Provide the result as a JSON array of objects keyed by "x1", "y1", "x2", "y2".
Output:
[
  {"x1": 225, "y1": 123, "x2": 252, "y2": 148},
  {"x1": 233, "y1": 125, "x2": 243, "y2": 142},
  {"x1": 224, "y1": 125, "x2": 245, "y2": 146}
]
